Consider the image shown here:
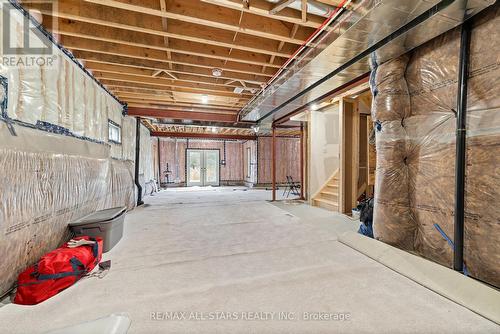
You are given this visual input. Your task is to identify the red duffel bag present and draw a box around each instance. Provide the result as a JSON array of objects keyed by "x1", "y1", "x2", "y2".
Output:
[{"x1": 14, "y1": 236, "x2": 103, "y2": 305}]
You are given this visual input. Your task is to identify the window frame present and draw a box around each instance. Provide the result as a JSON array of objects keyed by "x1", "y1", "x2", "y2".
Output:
[{"x1": 108, "y1": 119, "x2": 122, "y2": 145}]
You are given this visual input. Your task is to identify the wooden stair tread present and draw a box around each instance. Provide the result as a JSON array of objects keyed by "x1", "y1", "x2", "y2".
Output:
[
  {"x1": 321, "y1": 191, "x2": 338, "y2": 196},
  {"x1": 314, "y1": 198, "x2": 338, "y2": 206}
]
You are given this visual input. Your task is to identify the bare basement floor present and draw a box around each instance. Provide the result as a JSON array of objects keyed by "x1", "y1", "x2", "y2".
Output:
[{"x1": 0, "y1": 188, "x2": 498, "y2": 333}]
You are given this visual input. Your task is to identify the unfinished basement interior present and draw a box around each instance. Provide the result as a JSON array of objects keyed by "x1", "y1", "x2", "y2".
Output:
[{"x1": 0, "y1": 0, "x2": 499, "y2": 333}]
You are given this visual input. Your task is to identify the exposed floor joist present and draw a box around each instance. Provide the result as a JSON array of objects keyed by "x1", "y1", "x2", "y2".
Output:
[
  {"x1": 66, "y1": 40, "x2": 276, "y2": 77},
  {"x1": 83, "y1": 0, "x2": 314, "y2": 43},
  {"x1": 93, "y1": 72, "x2": 254, "y2": 96},
  {"x1": 89, "y1": 63, "x2": 262, "y2": 90},
  {"x1": 31, "y1": 5, "x2": 296, "y2": 59},
  {"x1": 50, "y1": 22, "x2": 287, "y2": 69},
  {"x1": 20, "y1": 0, "x2": 323, "y2": 122},
  {"x1": 79, "y1": 55, "x2": 271, "y2": 84},
  {"x1": 199, "y1": 0, "x2": 326, "y2": 28},
  {"x1": 128, "y1": 107, "x2": 239, "y2": 123}
]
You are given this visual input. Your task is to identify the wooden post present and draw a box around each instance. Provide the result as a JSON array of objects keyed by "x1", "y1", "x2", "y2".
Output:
[
  {"x1": 272, "y1": 126, "x2": 277, "y2": 201},
  {"x1": 157, "y1": 137, "x2": 161, "y2": 188},
  {"x1": 300, "y1": 123, "x2": 305, "y2": 200}
]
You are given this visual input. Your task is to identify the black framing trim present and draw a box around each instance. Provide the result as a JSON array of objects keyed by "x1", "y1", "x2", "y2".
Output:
[
  {"x1": 185, "y1": 148, "x2": 221, "y2": 187},
  {"x1": 453, "y1": 19, "x2": 472, "y2": 273},
  {"x1": 135, "y1": 117, "x2": 144, "y2": 206}
]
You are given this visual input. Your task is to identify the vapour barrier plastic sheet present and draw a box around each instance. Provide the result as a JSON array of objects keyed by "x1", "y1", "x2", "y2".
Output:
[
  {"x1": 463, "y1": 6, "x2": 500, "y2": 287},
  {"x1": 0, "y1": 124, "x2": 135, "y2": 296},
  {"x1": 0, "y1": 2, "x2": 138, "y2": 296},
  {"x1": 0, "y1": 1, "x2": 124, "y2": 141},
  {"x1": 371, "y1": 5, "x2": 499, "y2": 288}
]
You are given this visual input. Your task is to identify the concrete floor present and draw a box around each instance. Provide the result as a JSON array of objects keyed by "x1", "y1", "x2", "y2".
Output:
[{"x1": 0, "y1": 187, "x2": 498, "y2": 333}]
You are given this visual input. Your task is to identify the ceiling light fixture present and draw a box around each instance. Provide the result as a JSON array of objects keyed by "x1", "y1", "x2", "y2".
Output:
[
  {"x1": 311, "y1": 103, "x2": 319, "y2": 111},
  {"x1": 201, "y1": 94, "x2": 209, "y2": 104},
  {"x1": 212, "y1": 68, "x2": 223, "y2": 77},
  {"x1": 211, "y1": 127, "x2": 218, "y2": 133}
]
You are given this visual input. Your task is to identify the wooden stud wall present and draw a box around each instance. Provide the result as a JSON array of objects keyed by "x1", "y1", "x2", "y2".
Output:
[
  {"x1": 157, "y1": 138, "x2": 244, "y2": 184},
  {"x1": 258, "y1": 136, "x2": 300, "y2": 184}
]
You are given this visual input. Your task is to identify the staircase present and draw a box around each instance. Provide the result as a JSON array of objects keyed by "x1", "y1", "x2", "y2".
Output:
[{"x1": 312, "y1": 170, "x2": 340, "y2": 212}]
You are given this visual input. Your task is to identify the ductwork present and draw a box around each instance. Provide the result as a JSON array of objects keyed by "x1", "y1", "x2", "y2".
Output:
[
  {"x1": 286, "y1": 0, "x2": 338, "y2": 17},
  {"x1": 240, "y1": 0, "x2": 496, "y2": 125}
]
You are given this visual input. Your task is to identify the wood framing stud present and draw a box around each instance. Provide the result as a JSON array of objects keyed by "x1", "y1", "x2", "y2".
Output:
[
  {"x1": 301, "y1": 0, "x2": 308, "y2": 22},
  {"x1": 272, "y1": 126, "x2": 277, "y2": 201},
  {"x1": 270, "y1": 0, "x2": 296, "y2": 15}
]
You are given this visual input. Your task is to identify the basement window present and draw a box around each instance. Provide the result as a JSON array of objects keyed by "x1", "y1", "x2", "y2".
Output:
[{"x1": 108, "y1": 120, "x2": 121, "y2": 144}]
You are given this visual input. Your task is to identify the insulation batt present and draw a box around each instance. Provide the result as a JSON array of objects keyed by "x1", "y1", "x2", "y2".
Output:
[
  {"x1": 0, "y1": 125, "x2": 136, "y2": 296},
  {"x1": 0, "y1": 5, "x2": 145, "y2": 296},
  {"x1": 371, "y1": 5, "x2": 500, "y2": 288},
  {"x1": 371, "y1": 54, "x2": 415, "y2": 251}
]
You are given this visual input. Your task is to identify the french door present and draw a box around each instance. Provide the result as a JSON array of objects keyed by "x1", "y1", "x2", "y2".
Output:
[{"x1": 186, "y1": 149, "x2": 220, "y2": 187}]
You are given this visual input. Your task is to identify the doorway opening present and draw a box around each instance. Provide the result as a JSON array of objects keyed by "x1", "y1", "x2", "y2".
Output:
[
  {"x1": 340, "y1": 90, "x2": 375, "y2": 213},
  {"x1": 186, "y1": 149, "x2": 220, "y2": 187}
]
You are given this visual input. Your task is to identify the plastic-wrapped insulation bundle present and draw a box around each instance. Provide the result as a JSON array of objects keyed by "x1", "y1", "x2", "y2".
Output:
[
  {"x1": 0, "y1": 124, "x2": 136, "y2": 296},
  {"x1": 405, "y1": 28, "x2": 460, "y2": 267},
  {"x1": 463, "y1": 6, "x2": 500, "y2": 287},
  {"x1": 0, "y1": 2, "x2": 141, "y2": 296},
  {"x1": 370, "y1": 5, "x2": 500, "y2": 288},
  {"x1": 370, "y1": 54, "x2": 416, "y2": 251}
]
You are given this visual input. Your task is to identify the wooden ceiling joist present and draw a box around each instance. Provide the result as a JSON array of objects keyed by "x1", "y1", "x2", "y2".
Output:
[
  {"x1": 152, "y1": 131, "x2": 257, "y2": 141},
  {"x1": 77, "y1": 54, "x2": 271, "y2": 84},
  {"x1": 115, "y1": 94, "x2": 242, "y2": 111},
  {"x1": 127, "y1": 105, "x2": 237, "y2": 116},
  {"x1": 114, "y1": 97, "x2": 243, "y2": 112},
  {"x1": 128, "y1": 107, "x2": 239, "y2": 123},
  {"x1": 100, "y1": 81, "x2": 251, "y2": 100},
  {"x1": 93, "y1": 72, "x2": 253, "y2": 96},
  {"x1": 86, "y1": 63, "x2": 260, "y2": 90},
  {"x1": 66, "y1": 39, "x2": 276, "y2": 77},
  {"x1": 28, "y1": 1, "x2": 296, "y2": 59},
  {"x1": 270, "y1": 0, "x2": 297, "y2": 15},
  {"x1": 84, "y1": 0, "x2": 313, "y2": 44},
  {"x1": 123, "y1": 99, "x2": 243, "y2": 111},
  {"x1": 20, "y1": 0, "x2": 322, "y2": 121},
  {"x1": 108, "y1": 86, "x2": 246, "y2": 105},
  {"x1": 49, "y1": 20, "x2": 287, "y2": 69},
  {"x1": 199, "y1": 0, "x2": 325, "y2": 28},
  {"x1": 301, "y1": 0, "x2": 308, "y2": 22}
]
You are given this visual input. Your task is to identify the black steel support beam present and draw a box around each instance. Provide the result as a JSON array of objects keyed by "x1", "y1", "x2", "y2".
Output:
[
  {"x1": 454, "y1": 20, "x2": 472, "y2": 273},
  {"x1": 135, "y1": 117, "x2": 144, "y2": 206}
]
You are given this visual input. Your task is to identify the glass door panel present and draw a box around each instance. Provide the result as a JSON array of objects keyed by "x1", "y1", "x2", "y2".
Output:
[
  {"x1": 187, "y1": 150, "x2": 202, "y2": 186},
  {"x1": 186, "y1": 149, "x2": 220, "y2": 187},
  {"x1": 204, "y1": 150, "x2": 219, "y2": 186}
]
